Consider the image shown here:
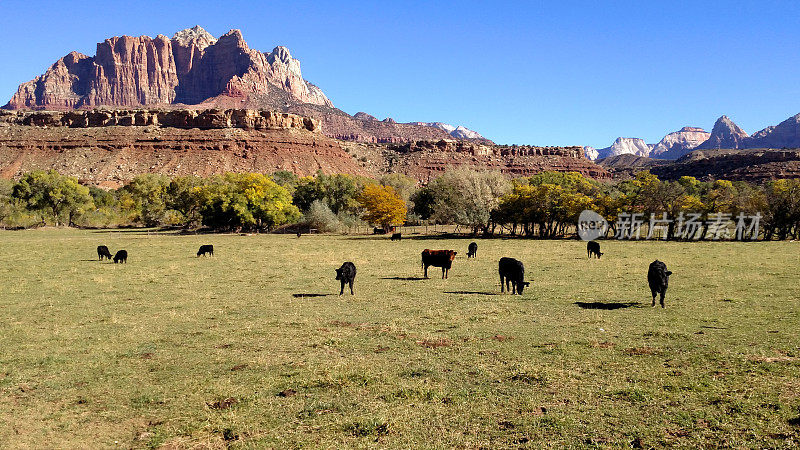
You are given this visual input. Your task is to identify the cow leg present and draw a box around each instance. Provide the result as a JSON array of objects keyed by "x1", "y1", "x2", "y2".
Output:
[
  {"x1": 442, "y1": 267, "x2": 446, "y2": 279},
  {"x1": 659, "y1": 291, "x2": 665, "y2": 308},
  {"x1": 349, "y1": 280, "x2": 354, "y2": 295},
  {"x1": 340, "y1": 280, "x2": 345, "y2": 296},
  {"x1": 424, "y1": 265, "x2": 428, "y2": 279},
  {"x1": 500, "y1": 276, "x2": 505, "y2": 293},
  {"x1": 651, "y1": 291, "x2": 656, "y2": 306}
]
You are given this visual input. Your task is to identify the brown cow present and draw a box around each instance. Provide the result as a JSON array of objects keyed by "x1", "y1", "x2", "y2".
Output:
[{"x1": 421, "y1": 249, "x2": 457, "y2": 279}]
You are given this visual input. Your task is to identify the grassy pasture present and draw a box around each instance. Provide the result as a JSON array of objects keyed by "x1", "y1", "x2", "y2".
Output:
[{"x1": 0, "y1": 228, "x2": 798, "y2": 448}]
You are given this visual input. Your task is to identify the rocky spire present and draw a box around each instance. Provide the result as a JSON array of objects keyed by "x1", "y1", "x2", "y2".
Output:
[{"x1": 696, "y1": 115, "x2": 749, "y2": 149}]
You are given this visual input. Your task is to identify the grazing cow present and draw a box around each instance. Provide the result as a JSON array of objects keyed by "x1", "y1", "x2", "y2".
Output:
[
  {"x1": 390, "y1": 233, "x2": 402, "y2": 241},
  {"x1": 373, "y1": 227, "x2": 386, "y2": 235},
  {"x1": 197, "y1": 244, "x2": 214, "y2": 257},
  {"x1": 335, "y1": 262, "x2": 357, "y2": 295},
  {"x1": 467, "y1": 242, "x2": 478, "y2": 259},
  {"x1": 296, "y1": 232, "x2": 302, "y2": 238},
  {"x1": 499, "y1": 257, "x2": 530, "y2": 295},
  {"x1": 421, "y1": 249, "x2": 457, "y2": 279},
  {"x1": 647, "y1": 260, "x2": 673, "y2": 308},
  {"x1": 97, "y1": 245, "x2": 112, "y2": 261},
  {"x1": 587, "y1": 241, "x2": 603, "y2": 259},
  {"x1": 113, "y1": 250, "x2": 128, "y2": 264}
]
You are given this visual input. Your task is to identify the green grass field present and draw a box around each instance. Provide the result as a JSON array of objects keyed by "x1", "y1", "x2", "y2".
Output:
[{"x1": 0, "y1": 229, "x2": 798, "y2": 448}]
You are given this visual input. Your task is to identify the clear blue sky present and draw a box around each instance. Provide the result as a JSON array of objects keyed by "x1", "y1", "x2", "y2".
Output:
[{"x1": 1, "y1": 0, "x2": 799, "y2": 148}]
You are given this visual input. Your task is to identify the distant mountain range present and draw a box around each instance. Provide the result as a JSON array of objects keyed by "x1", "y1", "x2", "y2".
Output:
[
  {"x1": 2, "y1": 26, "x2": 487, "y2": 144},
  {"x1": 585, "y1": 114, "x2": 800, "y2": 161}
]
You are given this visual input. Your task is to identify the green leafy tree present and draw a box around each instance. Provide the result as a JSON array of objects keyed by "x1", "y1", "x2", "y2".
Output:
[
  {"x1": 12, "y1": 170, "x2": 94, "y2": 226},
  {"x1": 195, "y1": 173, "x2": 301, "y2": 231},
  {"x1": 165, "y1": 176, "x2": 205, "y2": 226},
  {"x1": 119, "y1": 174, "x2": 170, "y2": 226}
]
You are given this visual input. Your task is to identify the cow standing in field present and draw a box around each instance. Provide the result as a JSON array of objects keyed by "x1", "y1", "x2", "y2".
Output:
[
  {"x1": 467, "y1": 242, "x2": 478, "y2": 259},
  {"x1": 197, "y1": 245, "x2": 214, "y2": 257},
  {"x1": 499, "y1": 257, "x2": 530, "y2": 295},
  {"x1": 97, "y1": 245, "x2": 112, "y2": 261},
  {"x1": 421, "y1": 249, "x2": 457, "y2": 279},
  {"x1": 587, "y1": 241, "x2": 603, "y2": 259},
  {"x1": 335, "y1": 262, "x2": 357, "y2": 295},
  {"x1": 647, "y1": 260, "x2": 672, "y2": 308},
  {"x1": 391, "y1": 233, "x2": 402, "y2": 241},
  {"x1": 113, "y1": 250, "x2": 128, "y2": 264}
]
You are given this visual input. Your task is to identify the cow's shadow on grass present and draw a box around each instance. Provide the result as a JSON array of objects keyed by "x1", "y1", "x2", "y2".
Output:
[
  {"x1": 381, "y1": 276, "x2": 426, "y2": 281},
  {"x1": 445, "y1": 291, "x2": 500, "y2": 296},
  {"x1": 292, "y1": 293, "x2": 332, "y2": 298},
  {"x1": 574, "y1": 301, "x2": 642, "y2": 310}
]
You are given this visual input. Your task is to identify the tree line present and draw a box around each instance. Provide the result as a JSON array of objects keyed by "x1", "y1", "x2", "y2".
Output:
[{"x1": 1, "y1": 168, "x2": 799, "y2": 240}]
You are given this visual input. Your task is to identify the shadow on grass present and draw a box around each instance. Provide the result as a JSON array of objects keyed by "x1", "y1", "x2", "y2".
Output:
[
  {"x1": 292, "y1": 293, "x2": 331, "y2": 298},
  {"x1": 574, "y1": 301, "x2": 642, "y2": 310},
  {"x1": 445, "y1": 291, "x2": 500, "y2": 296},
  {"x1": 381, "y1": 277, "x2": 426, "y2": 281}
]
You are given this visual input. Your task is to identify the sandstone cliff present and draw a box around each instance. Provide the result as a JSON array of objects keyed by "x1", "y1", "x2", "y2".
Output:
[
  {"x1": 649, "y1": 126, "x2": 710, "y2": 159},
  {"x1": 0, "y1": 108, "x2": 609, "y2": 186},
  {"x1": 589, "y1": 137, "x2": 653, "y2": 160},
  {"x1": 0, "y1": 109, "x2": 319, "y2": 132},
  {"x1": 3, "y1": 26, "x2": 490, "y2": 145},
  {"x1": 4, "y1": 26, "x2": 331, "y2": 111},
  {"x1": 695, "y1": 116, "x2": 749, "y2": 150},
  {"x1": 341, "y1": 140, "x2": 610, "y2": 182}
]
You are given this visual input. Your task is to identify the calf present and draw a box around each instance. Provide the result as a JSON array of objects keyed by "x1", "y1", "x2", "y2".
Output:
[
  {"x1": 499, "y1": 257, "x2": 530, "y2": 295},
  {"x1": 197, "y1": 244, "x2": 214, "y2": 257},
  {"x1": 390, "y1": 233, "x2": 402, "y2": 241},
  {"x1": 421, "y1": 249, "x2": 457, "y2": 279},
  {"x1": 647, "y1": 260, "x2": 673, "y2": 308},
  {"x1": 97, "y1": 245, "x2": 112, "y2": 261},
  {"x1": 467, "y1": 242, "x2": 478, "y2": 259},
  {"x1": 587, "y1": 241, "x2": 603, "y2": 259},
  {"x1": 335, "y1": 262, "x2": 357, "y2": 295},
  {"x1": 113, "y1": 250, "x2": 128, "y2": 264}
]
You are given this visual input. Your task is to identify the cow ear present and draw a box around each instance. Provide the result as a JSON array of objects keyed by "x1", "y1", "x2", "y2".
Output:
[{"x1": 666, "y1": 271, "x2": 672, "y2": 276}]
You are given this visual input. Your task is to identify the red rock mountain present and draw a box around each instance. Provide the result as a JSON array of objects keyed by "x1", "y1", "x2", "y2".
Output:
[
  {"x1": 3, "y1": 26, "x2": 484, "y2": 144},
  {"x1": 695, "y1": 116, "x2": 749, "y2": 150},
  {"x1": 5, "y1": 26, "x2": 332, "y2": 110}
]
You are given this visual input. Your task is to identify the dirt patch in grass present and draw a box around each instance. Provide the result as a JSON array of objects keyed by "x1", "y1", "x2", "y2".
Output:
[
  {"x1": 592, "y1": 341, "x2": 616, "y2": 349},
  {"x1": 207, "y1": 397, "x2": 238, "y2": 410},
  {"x1": 230, "y1": 364, "x2": 248, "y2": 371},
  {"x1": 417, "y1": 338, "x2": 452, "y2": 349},
  {"x1": 624, "y1": 347, "x2": 659, "y2": 356},
  {"x1": 277, "y1": 389, "x2": 297, "y2": 397}
]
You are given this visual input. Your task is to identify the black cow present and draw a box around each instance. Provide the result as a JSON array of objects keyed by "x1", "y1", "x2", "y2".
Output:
[
  {"x1": 373, "y1": 227, "x2": 386, "y2": 235},
  {"x1": 113, "y1": 250, "x2": 128, "y2": 264},
  {"x1": 335, "y1": 262, "x2": 357, "y2": 295},
  {"x1": 421, "y1": 249, "x2": 457, "y2": 279},
  {"x1": 390, "y1": 233, "x2": 402, "y2": 241},
  {"x1": 499, "y1": 257, "x2": 530, "y2": 295},
  {"x1": 197, "y1": 244, "x2": 214, "y2": 257},
  {"x1": 587, "y1": 241, "x2": 603, "y2": 259},
  {"x1": 297, "y1": 232, "x2": 302, "y2": 238},
  {"x1": 467, "y1": 242, "x2": 478, "y2": 259},
  {"x1": 647, "y1": 260, "x2": 673, "y2": 308},
  {"x1": 97, "y1": 245, "x2": 112, "y2": 261}
]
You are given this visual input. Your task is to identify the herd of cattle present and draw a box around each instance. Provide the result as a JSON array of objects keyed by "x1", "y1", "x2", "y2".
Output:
[{"x1": 96, "y1": 239, "x2": 673, "y2": 306}]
